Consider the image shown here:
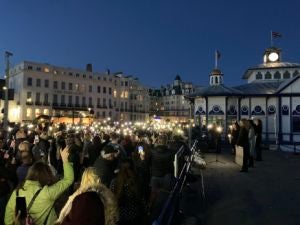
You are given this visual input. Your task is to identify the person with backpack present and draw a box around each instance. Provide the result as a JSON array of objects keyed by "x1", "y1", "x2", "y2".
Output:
[{"x1": 4, "y1": 146, "x2": 74, "y2": 225}]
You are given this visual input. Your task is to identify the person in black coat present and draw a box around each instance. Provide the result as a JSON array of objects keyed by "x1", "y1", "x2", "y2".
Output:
[
  {"x1": 254, "y1": 119, "x2": 263, "y2": 161},
  {"x1": 149, "y1": 134, "x2": 175, "y2": 211},
  {"x1": 93, "y1": 144, "x2": 120, "y2": 187},
  {"x1": 236, "y1": 119, "x2": 250, "y2": 172},
  {"x1": 229, "y1": 121, "x2": 240, "y2": 155}
]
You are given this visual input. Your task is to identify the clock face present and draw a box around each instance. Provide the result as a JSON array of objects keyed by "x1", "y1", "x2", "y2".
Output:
[{"x1": 268, "y1": 52, "x2": 279, "y2": 62}]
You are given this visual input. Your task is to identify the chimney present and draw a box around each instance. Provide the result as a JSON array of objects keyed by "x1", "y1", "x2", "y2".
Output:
[{"x1": 86, "y1": 63, "x2": 93, "y2": 72}]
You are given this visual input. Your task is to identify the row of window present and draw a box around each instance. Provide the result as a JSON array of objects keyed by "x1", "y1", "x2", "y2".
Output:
[
  {"x1": 255, "y1": 70, "x2": 299, "y2": 80},
  {"x1": 26, "y1": 108, "x2": 145, "y2": 120},
  {"x1": 26, "y1": 92, "x2": 144, "y2": 109},
  {"x1": 26, "y1": 65, "x2": 130, "y2": 86},
  {"x1": 27, "y1": 77, "x2": 113, "y2": 93},
  {"x1": 26, "y1": 108, "x2": 113, "y2": 118},
  {"x1": 164, "y1": 89, "x2": 194, "y2": 96},
  {"x1": 26, "y1": 77, "x2": 132, "y2": 98}
]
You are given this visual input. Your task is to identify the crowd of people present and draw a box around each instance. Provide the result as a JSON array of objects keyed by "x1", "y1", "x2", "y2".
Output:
[
  {"x1": 229, "y1": 118, "x2": 263, "y2": 172},
  {"x1": 0, "y1": 121, "x2": 189, "y2": 225}
]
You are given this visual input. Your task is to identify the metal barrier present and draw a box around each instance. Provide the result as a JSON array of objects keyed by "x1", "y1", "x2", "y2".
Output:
[
  {"x1": 152, "y1": 140, "x2": 198, "y2": 225},
  {"x1": 173, "y1": 146, "x2": 185, "y2": 178}
]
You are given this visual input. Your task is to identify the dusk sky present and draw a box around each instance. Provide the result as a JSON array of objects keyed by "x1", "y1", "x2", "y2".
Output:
[{"x1": 1, "y1": 0, "x2": 300, "y2": 88}]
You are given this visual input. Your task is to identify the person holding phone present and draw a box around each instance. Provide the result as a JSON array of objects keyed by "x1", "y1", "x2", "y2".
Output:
[
  {"x1": 4, "y1": 146, "x2": 74, "y2": 225},
  {"x1": 132, "y1": 143, "x2": 151, "y2": 203}
]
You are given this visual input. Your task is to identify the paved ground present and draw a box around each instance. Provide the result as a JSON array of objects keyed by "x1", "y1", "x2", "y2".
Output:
[{"x1": 180, "y1": 147, "x2": 300, "y2": 225}]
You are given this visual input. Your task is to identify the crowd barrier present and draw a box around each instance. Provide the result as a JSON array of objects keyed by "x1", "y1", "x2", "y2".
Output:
[{"x1": 152, "y1": 140, "x2": 198, "y2": 225}]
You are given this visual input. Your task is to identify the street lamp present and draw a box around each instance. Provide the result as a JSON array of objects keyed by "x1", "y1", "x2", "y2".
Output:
[
  {"x1": 88, "y1": 107, "x2": 91, "y2": 125},
  {"x1": 3, "y1": 51, "x2": 13, "y2": 132}
]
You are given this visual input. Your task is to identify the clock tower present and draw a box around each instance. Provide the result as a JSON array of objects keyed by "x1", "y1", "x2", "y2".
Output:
[{"x1": 263, "y1": 47, "x2": 281, "y2": 64}]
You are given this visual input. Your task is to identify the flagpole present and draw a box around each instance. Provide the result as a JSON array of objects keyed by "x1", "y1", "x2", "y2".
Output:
[
  {"x1": 270, "y1": 30, "x2": 273, "y2": 47},
  {"x1": 215, "y1": 50, "x2": 218, "y2": 69}
]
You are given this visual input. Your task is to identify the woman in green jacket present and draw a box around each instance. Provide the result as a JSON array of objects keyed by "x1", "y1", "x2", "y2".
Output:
[{"x1": 4, "y1": 146, "x2": 74, "y2": 225}]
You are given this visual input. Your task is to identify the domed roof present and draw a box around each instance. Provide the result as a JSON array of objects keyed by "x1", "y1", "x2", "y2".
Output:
[
  {"x1": 174, "y1": 75, "x2": 182, "y2": 81},
  {"x1": 210, "y1": 69, "x2": 223, "y2": 76}
]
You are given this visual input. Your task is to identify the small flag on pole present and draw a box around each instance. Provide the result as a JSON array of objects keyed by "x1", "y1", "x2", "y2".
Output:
[
  {"x1": 215, "y1": 50, "x2": 221, "y2": 69},
  {"x1": 215, "y1": 50, "x2": 221, "y2": 59},
  {"x1": 272, "y1": 31, "x2": 282, "y2": 38}
]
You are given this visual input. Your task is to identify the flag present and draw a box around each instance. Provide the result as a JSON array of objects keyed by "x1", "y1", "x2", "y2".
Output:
[
  {"x1": 272, "y1": 31, "x2": 282, "y2": 38},
  {"x1": 215, "y1": 50, "x2": 221, "y2": 59}
]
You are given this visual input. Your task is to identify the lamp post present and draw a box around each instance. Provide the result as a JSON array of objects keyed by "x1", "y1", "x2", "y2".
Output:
[
  {"x1": 88, "y1": 107, "x2": 91, "y2": 125},
  {"x1": 3, "y1": 51, "x2": 13, "y2": 130}
]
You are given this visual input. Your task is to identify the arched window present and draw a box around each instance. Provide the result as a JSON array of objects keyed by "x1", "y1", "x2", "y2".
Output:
[
  {"x1": 219, "y1": 76, "x2": 223, "y2": 84},
  {"x1": 215, "y1": 76, "x2": 218, "y2": 84},
  {"x1": 283, "y1": 71, "x2": 291, "y2": 79},
  {"x1": 256, "y1": 72, "x2": 263, "y2": 80},
  {"x1": 274, "y1": 71, "x2": 281, "y2": 79},
  {"x1": 293, "y1": 70, "x2": 299, "y2": 77},
  {"x1": 265, "y1": 71, "x2": 272, "y2": 79}
]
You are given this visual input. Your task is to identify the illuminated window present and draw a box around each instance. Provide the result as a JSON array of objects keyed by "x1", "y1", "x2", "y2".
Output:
[
  {"x1": 124, "y1": 91, "x2": 129, "y2": 98},
  {"x1": 75, "y1": 84, "x2": 79, "y2": 91},
  {"x1": 53, "y1": 70, "x2": 57, "y2": 74},
  {"x1": 113, "y1": 90, "x2": 117, "y2": 98},
  {"x1": 26, "y1": 108, "x2": 32, "y2": 117},
  {"x1": 35, "y1": 109, "x2": 41, "y2": 117},
  {"x1": 81, "y1": 84, "x2": 85, "y2": 92},
  {"x1": 120, "y1": 91, "x2": 124, "y2": 98},
  {"x1": 44, "y1": 68, "x2": 50, "y2": 73},
  {"x1": 43, "y1": 109, "x2": 49, "y2": 115}
]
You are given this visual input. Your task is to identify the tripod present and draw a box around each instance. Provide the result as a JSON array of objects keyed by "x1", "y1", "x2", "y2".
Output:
[{"x1": 207, "y1": 142, "x2": 226, "y2": 164}]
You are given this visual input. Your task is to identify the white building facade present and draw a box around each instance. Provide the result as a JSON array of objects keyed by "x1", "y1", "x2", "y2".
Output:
[
  {"x1": 150, "y1": 75, "x2": 201, "y2": 122},
  {"x1": 191, "y1": 47, "x2": 300, "y2": 151},
  {"x1": 5, "y1": 61, "x2": 150, "y2": 123}
]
